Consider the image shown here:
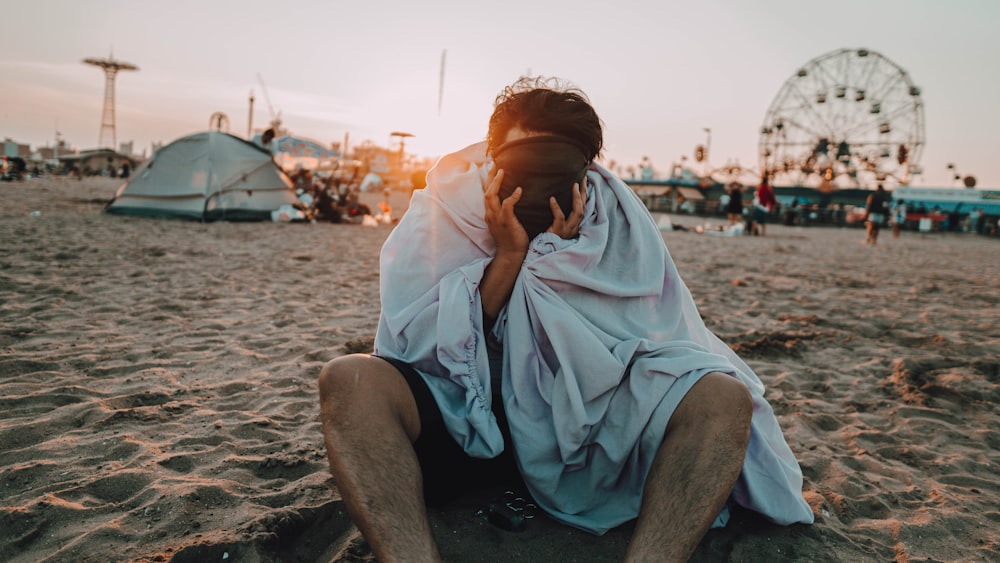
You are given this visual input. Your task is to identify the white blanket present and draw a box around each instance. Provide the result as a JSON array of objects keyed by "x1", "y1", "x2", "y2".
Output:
[{"x1": 374, "y1": 142, "x2": 815, "y2": 534}]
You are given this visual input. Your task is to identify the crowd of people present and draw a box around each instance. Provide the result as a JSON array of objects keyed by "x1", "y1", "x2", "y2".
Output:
[
  {"x1": 703, "y1": 180, "x2": 999, "y2": 237},
  {"x1": 1, "y1": 155, "x2": 128, "y2": 181},
  {"x1": 1, "y1": 155, "x2": 30, "y2": 181},
  {"x1": 703, "y1": 175, "x2": 777, "y2": 236},
  {"x1": 285, "y1": 169, "x2": 380, "y2": 224}
]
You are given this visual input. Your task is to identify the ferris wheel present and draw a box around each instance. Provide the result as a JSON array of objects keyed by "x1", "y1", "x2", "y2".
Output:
[
  {"x1": 759, "y1": 48, "x2": 924, "y2": 188},
  {"x1": 209, "y1": 112, "x2": 230, "y2": 133}
]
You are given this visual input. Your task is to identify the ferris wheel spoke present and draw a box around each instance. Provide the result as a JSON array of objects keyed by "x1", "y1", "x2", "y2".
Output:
[
  {"x1": 830, "y1": 105, "x2": 876, "y2": 137},
  {"x1": 839, "y1": 111, "x2": 888, "y2": 138},
  {"x1": 836, "y1": 50, "x2": 851, "y2": 87},
  {"x1": 873, "y1": 104, "x2": 921, "y2": 137},
  {"x1": 871, "y1": 101, "x2": 914, "y2": 129},
  {"x1": 787, "y1": 83, "x2": 837, "y2": 137},
  {"x1": 806, "y1": 61, "x2": 846, "y2": 121},
  {"x1": 836, "y1": 102, "x2": 869, "y2": 133},
  {"x1": 868, "y1": 72, "x2": 907, "y2": 108},
  {"x1": 858, "y1": 53, "x2": 881, "y2": 96},
  {"x1": 812, "y1": 61, "x2": 841, "y2": 94},
  {"x1": 780, "y1": 115, "x2": 832, "y2": 143}
]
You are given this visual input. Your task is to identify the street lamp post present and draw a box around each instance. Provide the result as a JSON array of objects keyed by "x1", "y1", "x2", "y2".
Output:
[
  {"x1": 946, "y1": 163, "x2": 959, "y2": 186},
  {"x1": 703, "y1": 127, "x2": 712, "y2": 176},
  {"x1": 390, "y1": 131, "x2": 414, "y2": 182}
]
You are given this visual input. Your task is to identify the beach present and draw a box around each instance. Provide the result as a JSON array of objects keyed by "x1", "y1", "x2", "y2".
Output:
[{"x1": 1, "y1": 176, "x2": 997, "y2": 562}]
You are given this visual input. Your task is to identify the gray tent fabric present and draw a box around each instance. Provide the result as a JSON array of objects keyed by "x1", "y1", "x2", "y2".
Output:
[{"x1": 106, "y1": 131, "x2": 298, "y2": 221}]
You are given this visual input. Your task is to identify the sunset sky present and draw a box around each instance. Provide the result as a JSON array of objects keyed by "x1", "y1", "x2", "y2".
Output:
[{"x1": 2, "y1": 0, "x2": 998, "y2": 188}]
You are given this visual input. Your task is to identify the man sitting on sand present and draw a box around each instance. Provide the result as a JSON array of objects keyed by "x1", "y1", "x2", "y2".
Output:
[{"x1": 318, "y1": 76, "x2": 814, "y2": 562}]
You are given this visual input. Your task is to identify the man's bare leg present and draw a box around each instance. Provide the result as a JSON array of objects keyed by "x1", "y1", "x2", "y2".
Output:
[
  {"x1": 318, "y1": 354, "x2": 441, "y2": 562},
  {"x1": 624, "y1": 372, "x2": 753, "y2": 562}
]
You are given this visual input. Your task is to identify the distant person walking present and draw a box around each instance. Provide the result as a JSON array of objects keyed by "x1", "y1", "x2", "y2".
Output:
[
  {"x1": 966, "y1": 207, "x2": 981, "y2": 234},
  {"x1": 751, "y1": 174, "x2": 776, "y2": 236},
  {"x1": 864, "y1": 184, "x2": 891, "y2": 245},
  {"x1": 726, "y1": 183, "x2": 744, "y2": 226},
  {"x1": 891, "y1": 199, "x2": 907, "y2": 238}
]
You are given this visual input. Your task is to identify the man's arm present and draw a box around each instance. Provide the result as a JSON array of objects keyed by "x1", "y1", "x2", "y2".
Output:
[
  {"x1": 480, "y1": 170, "x2": 587, "y2": 324},
  {"x1": 481, "y1": 251, "x2": 525, "y2": 325},
  {"x1": 481, "y1": 168, "x2": 529, "y2": 324}
]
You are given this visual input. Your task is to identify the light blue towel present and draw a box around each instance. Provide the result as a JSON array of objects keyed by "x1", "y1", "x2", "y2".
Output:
[{"x1": 375, "y1": 142, "x2": 815, "y2": 534}]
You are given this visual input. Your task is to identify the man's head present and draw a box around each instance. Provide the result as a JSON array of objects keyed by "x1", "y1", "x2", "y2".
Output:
[
  {"x1": 486, "y1": 76, "x2": 603, "y2": 161},
  {"x1": 486, "y1": 77, "x2": 603, "y2": 237},
  {"x1": 492, "y1": 134, "x2": 590, "y2": 238}
]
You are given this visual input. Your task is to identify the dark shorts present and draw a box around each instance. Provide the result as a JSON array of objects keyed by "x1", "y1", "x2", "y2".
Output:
[
  {"x1": 377, "y1": 356, "x2": 522, "y2": 507},
  {"x1": 753, "y1": 206, "x2": 769, "y2": 224}
]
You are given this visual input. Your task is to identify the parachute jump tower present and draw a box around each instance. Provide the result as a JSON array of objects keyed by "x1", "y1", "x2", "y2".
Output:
[{"x1": 83, "y1": 53, "x2": 139, "y2": 149}]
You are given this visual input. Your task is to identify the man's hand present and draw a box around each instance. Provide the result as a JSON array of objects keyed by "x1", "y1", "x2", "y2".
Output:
[
  {"x1": 485, "y1": 168, "x2": 530, "y2": 256},
  {"x1": 481, "y1": 168, "x2": 528, "y2": 322},
  {"x1": 547, "y1": 176, "x2": 588, "y2": 239}
]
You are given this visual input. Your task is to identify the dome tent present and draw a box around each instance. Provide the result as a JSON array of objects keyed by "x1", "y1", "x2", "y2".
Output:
[{"x1": 106, "y1": 131, "x2": 298, "y2": 221}]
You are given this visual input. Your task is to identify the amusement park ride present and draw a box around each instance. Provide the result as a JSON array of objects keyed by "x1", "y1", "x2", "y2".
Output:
[
  {"x1": 758, "y1": 48, "x2": 925, "y2": 189},
  {"x1": 83, "y1": 52, "x2": 139, "y2": 150},
  {"x1": 659, "y1": 48, "x2": 928, "y2": 192}
]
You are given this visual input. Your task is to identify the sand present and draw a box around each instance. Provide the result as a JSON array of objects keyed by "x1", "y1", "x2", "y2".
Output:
[{"x1": 1, "y1": 176, "x2": 997, "y2": 562}]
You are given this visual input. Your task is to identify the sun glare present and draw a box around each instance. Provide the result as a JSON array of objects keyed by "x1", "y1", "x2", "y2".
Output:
[
  {"x1": 347, "y1": 73, "x2": 495, "y2": 161},
  {"x1": 405, "y1": 114, "x2": 487, "y2": 160}
]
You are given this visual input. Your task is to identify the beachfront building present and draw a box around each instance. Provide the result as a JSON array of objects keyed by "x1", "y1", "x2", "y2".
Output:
[
  {"x1": 57, "y1": 148, "x2": 138, "y2": 177},
  {"x1": 627, "y1": 177, "x2": 998, "y2": 235},
  {"x1": 892, "y1": 186, "x2": 1000, "y2": 215},
  {"x1": 3, "y1": 138, "x2": 31, "y2": 158},
  {"x1": 891, "y1": 186, "x2": 1000, "y2": 234}
]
